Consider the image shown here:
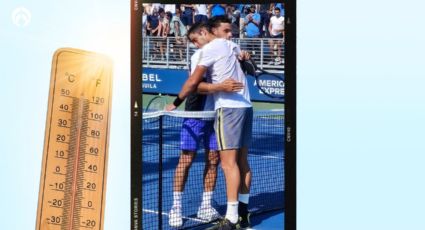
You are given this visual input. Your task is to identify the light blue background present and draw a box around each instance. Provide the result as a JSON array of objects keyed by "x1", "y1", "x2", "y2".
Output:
[
  {"x1": 298, "y1": 0, "x2": 425, "y2": 229},
  {"x1": 1, "y1": 0, "x2": 425, "y2": 230}
]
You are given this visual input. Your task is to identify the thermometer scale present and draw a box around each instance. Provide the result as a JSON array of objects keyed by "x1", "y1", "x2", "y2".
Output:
[{"x1": 36, "y1": 48, "x2": 112, "y2": 230}]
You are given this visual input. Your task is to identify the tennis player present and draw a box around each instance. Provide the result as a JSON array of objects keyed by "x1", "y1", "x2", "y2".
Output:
[
  {"x1": 203, "y1": 16, "x2": 253, "y2": 230},
  {"x1": 168, "y1": 24, "x2": 244, "y2": 228},
  {"x1": 166, "y1": 18, "x2": 253, "y2": 230}
]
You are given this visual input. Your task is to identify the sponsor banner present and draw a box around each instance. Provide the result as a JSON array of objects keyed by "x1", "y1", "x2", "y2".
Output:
[
  {"x1": 142, "y1": 68, "x2": 284, "y2": 103},
  {"x1": 247, "y1": 74, "x2": 284, "y2": 102}
]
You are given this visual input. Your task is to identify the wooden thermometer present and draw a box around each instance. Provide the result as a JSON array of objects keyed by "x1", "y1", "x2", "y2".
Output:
[{"x1": 36, "y1": 48, "x2": 113, "y2": 230}]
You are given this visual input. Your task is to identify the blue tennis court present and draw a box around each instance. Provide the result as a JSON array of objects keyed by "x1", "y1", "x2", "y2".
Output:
[
  {"x1": 141, "y1": 111, "x2": 284, "y2": 229},
  {"x1": 249, "y1": 210, "x2": 284, "y2": 230}
]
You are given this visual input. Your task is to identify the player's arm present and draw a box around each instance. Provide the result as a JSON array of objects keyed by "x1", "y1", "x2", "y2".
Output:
[
  {"x1": 165, "y1": 66, "x2": 207, "y2": 111},
  {"x1": 179, "y1": 65, "x2": 207, "y2": 98},
  {"x1": 197, "y1": 79, "x2": 244, "y2": 94}
]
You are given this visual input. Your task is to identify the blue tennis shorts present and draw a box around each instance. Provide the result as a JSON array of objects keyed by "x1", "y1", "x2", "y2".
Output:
[
  {"x1": 214, "y1": 107, "x2": 253, "y2": 150},
  {"x1": 180, "y1": 118, "x2": 218, "y2": 151}
]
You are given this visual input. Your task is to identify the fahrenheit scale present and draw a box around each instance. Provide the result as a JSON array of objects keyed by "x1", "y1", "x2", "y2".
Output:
[{"x1": 36, "y1": 48, "x2": 113, "y2": 230}]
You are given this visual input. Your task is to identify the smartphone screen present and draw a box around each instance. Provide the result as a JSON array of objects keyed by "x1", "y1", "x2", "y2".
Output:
[{"x1": 131, "y1": 1, "x2": 295, "y2": 229}]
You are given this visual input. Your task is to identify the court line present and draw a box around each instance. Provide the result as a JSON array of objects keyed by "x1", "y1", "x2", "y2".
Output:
[{"x1": 142, "y1": 209, "x2": 210, "y2": 223}]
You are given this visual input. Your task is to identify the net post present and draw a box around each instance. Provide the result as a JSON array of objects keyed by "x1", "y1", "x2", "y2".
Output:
[{"x1": 158, "y1": 114, "x2": 163, "y2": 230}]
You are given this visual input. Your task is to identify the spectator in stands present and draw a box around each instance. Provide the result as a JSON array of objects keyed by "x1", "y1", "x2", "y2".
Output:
[
  {"x1": 142, "y1": 5, "x2": 147, "y2": 37},
  {"x1": 268, "y1": 7, "x2": 284, "y2": 65},
  {"x1": 208, "y1": 4, "x2": 227, "y2": 17},
  {"x1": 227, "y1": 5, "x2": 241, "y2": 38},
  {"x1": 261, "y1": 4, "x2": 275, "y2": 38},
  {"x1": 181, "y1": 4, "x2": 195, "y2": 30},
  {"x1": 170, "y1": 8, "x2": 187, "y2": 62},
  {"x1": 258, "y1": 4, "x2": 270, "y2": 37},
  {"x1": 243, "y1": 5, "x2": 261, "y2": 55},
  {"x1": 146, "y1": 9, "x2": 160, "y2": 60},
  {"x1": 194, "y1": 4, "x2": 208, "y2": 23},
  {"x1": 157, "y1": 8, "x2": 170, "y2": 61},
  {"x1": 166, "y1": 12, "x2": 174, "y2": 37},
  {"x1": 146, "y1": 9, "x2": 160, "y2": 36}
]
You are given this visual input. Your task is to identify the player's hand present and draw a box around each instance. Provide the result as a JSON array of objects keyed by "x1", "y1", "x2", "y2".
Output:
[
  {"x1": 220, "y1": 79, "x2": 244, "y2": 92},
  {"x1": 239, "y1": 50, "x2": 251, "y2": 61},
  {"x1": 165, "y1": 104, "x2": 177, "y2": 111}
]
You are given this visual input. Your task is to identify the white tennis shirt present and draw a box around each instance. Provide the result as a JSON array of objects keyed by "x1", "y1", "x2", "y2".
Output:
[{"x1": 197, "y1": 38, "x2": 252, "y2": 109}]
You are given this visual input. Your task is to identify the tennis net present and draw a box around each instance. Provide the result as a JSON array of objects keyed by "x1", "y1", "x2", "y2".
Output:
[{"x1": 141, "y1": 110, "x2": 284, "y2": 230}]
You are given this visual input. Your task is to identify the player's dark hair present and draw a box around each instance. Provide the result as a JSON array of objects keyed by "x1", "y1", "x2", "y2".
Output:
[
  {"x1": 207, "y1": 15, "x2": 231, "y2": 33},
  {"x1": 274, "y1": 7, "x2": 281, "y2": 11},
  {"x1": 186, "y1": 22, "x2": 208, "y2": 40}
]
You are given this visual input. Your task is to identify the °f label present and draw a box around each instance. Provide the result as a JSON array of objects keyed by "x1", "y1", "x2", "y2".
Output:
[{"x1": 36, "y1": 48, "x2": 113, "y2": 230}]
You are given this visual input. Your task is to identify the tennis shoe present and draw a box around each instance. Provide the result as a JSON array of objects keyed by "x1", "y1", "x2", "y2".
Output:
[
  {"x1": 238, "y1": 202, "x2": 251, "y2": 229},
  {"x1": 197, "y1": 206, "x2": 221, "y2": 221},
  {"x1": 239, "y1": 212, "x2": 251, "y2": 229},
  {"x1": 206, "y1": 218, "x2": 241, "y2": 230},
  {"x1": 169, "y1": 205, "x2": 183, "y2": 228}
]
